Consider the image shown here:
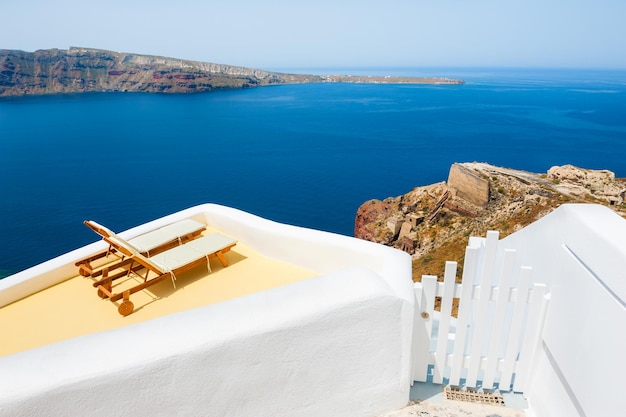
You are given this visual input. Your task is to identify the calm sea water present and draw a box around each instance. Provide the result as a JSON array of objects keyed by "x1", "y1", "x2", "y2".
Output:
[{"x1": 1, "y1": 68, "x2": 625, "y2": 277}]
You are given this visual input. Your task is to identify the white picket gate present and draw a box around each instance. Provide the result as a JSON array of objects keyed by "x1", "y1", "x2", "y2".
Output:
[{"x1": 412, "y1": 231, "x2": 550, "y2": 393}]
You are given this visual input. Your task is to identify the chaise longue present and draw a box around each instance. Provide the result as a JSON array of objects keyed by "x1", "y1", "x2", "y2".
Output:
[
  {"x1": 91, "y1": 228, "x2": 237, "y2": 316},
  {"x1": 75, "y1": 219, "x2": 206, "y2": 277}
]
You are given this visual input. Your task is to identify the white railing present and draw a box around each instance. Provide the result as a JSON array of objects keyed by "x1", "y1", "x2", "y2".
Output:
[{"x1": 412, "y1": 231, "x2": 550, "y2": 393}]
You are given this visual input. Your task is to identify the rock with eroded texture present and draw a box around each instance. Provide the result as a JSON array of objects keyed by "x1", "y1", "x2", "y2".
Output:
[{"x1": 355, "y1": 163, "x2": 626, "y2": 280}]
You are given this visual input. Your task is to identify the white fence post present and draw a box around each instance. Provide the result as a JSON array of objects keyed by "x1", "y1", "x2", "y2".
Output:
[
  {"x1": 433, "y1": 261, "x2": 457, "y2": 384},
  {"x1": 499, "y1": 266, "x2": 532, "y2": 389},
  {"x1": 466, "y1": 231, "x2": 499, "y2": 388},
  {"x1": 448, "y1": 245, "x2": 479, "y2": 386},
  {"x1": 412, "y1": 275, "x2": 437, "y2": 382},
  {"x1": 483, "y1": 248, "x2": 517, "y2": 389},
  {"x1": 513, "y1": 283, "x2": 549, "y2": 393}
]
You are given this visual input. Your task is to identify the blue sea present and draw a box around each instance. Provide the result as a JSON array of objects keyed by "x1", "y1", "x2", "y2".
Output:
[{"x1": 1, "y1": 68, "x2": 625, "y2": 277}]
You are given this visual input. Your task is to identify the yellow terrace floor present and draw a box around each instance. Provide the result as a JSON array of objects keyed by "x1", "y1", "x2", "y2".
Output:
[{"x1": 0, "y1": 228, "x2": 318, "y2": 357}]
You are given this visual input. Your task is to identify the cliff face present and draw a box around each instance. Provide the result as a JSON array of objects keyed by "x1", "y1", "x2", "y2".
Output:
[
  {"x1": 355, "y1": 162, "x2": 626, "y2": 281},
  {"x1": 0, "y1": 47, "x2": 323, "y2": 96},
  {"x1": 0, "y1": 47, "x2": 463, "y2": 96}
]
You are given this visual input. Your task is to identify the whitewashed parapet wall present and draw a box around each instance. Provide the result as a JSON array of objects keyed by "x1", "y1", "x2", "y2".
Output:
[
  {"x1": 0, "y1": 204, "x2": 414, "y2": 417},
  {"x1": 502, "y1": 204, "x2": 626, "y2": 417}
]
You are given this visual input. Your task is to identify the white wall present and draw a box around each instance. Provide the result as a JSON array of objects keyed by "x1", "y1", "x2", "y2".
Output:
[
  {"x1": 501, "y1": 204, "x2": 626, "y2": 294},
  {"x1": 500, "y1": 204, "x2": 626, "y2": 417},
  {"x1": 0, "y1": 204, "x2": 415, "y2": 417},
  {"x1": 0, "y1": 268, "x2": 408, "y2": 417}
]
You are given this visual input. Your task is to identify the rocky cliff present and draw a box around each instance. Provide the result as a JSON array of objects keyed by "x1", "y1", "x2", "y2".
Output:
[
  {"x1": 0, "y1": 47, "x2": 463, "y2": 96},
  {"x1": 355, "y1": 163, "x2": 626, "y2": 281}
]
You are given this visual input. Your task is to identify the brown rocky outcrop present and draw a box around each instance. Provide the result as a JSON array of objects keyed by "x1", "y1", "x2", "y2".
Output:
[
  {"x1": 355, "y1": 162, "x2": 626, "y2": 280},
  {"x1": 547, "y1": 164, "x2": 625, "y2": 206}
]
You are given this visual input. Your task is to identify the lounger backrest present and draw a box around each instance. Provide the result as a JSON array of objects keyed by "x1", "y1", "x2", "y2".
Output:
[
  {"x1": 106, "y1": 235, "x2": 168, "y2": 275},
  {"x1": 84, "y1": 220, "x2": 116, "y2": 239},
  {"x1": 131, "y1": 249, "x2": 169, "y2": 275},
  {"x1": 105, "y1": 235, "x2": 140, "y2": 258}
]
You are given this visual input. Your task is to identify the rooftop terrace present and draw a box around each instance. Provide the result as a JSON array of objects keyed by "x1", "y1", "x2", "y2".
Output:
[
  {"x1": 0, "y1": 227, "x2": 317, "y2": 357},
  {"x1": 0, "y1": 204, "x2": 414, "y2": 417}
]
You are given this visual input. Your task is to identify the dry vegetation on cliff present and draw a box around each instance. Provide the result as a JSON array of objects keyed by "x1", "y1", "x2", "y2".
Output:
[{"x1": 355, "y1": 163, "x2": 626, "y2": 284}]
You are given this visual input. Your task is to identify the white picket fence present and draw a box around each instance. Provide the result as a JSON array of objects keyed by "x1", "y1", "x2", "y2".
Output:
[{"x1": 412, "y1": 231, "x2": 550, "y2": 393}]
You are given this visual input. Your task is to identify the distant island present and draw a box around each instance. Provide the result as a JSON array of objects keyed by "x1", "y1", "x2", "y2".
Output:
[{"x1": 0, "y1": 47, "x2": 464, "y2": 97}]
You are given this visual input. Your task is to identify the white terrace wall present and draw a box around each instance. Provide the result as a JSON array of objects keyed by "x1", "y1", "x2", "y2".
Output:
[
  {"x1": 0, "y1": 269, "x2": 407, "y2": 417},
  {"x1": 501, "y1": 204, "x2": 626, "y2": 417},
  {"x1": 0, "y1": 204, "x2": 414, "y2": 417}
]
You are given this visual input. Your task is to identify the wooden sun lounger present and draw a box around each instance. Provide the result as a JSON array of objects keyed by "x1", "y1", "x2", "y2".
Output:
[
  {"x1": 93, "y1": 232, "x2": 237, "y2": 316},
  {"x1": 75, "y1": 219, "x2": 206, "y2": 277}
]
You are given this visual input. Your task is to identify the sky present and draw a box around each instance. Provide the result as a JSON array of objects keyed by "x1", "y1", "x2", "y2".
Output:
[{"x1": 1, "y1": 0, "x2": 625, "y2": 70}]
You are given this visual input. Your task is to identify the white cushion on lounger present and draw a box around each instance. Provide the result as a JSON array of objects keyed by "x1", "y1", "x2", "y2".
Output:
[
  {"x1": 129, "y1": 230, "x2": 174, "y2": 254},
  {"x1": 134, "y1": 251, "x2": 171, "y2": 274},
  {"x1": 107, "y1": 235, "x2": 140, "y2": 257},
  {"x1": 159, "y1": 219, "x2": 205, "y2": 238},
  {"x1": 127, "y1": 219, "x2": 205, "y2": 254},
  {"x1": 149, "y1": 243, "x2": 207, "y2": 272},
  {"x1": 185, "y1": 233, "x2": 236, "y2": 255},
  {"x1": 148, "y1": 233, "x2": 236, "y2": 273}
]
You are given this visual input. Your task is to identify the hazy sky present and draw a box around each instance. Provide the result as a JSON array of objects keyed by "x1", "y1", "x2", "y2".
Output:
[{"x1": 1, "y1": 0, "x2": 625, "y2": 69}]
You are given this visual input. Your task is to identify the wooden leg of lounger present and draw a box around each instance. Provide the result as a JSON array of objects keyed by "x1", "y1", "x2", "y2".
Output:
[
  {"x1": 78, "y1": 263, "x2": 93, "y2": 277},
  {"x1": 97, "y1": 269, "x2": 113, "y2": 299},
  {"x1": 118, "y1": 291, "x2": 134, "y2": 316},
  {"x1": 216, "y1": 251, "x2": 228, "y2": 267}
]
